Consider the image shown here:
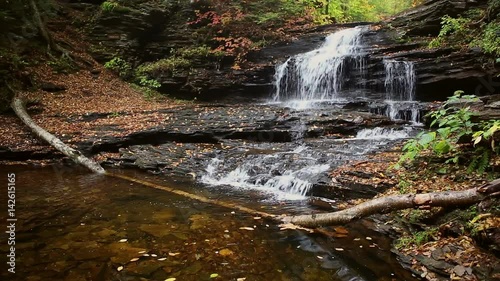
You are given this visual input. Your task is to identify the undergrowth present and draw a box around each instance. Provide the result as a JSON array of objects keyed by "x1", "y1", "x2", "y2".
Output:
[{"x1": 395, "y1": 91, "x2": 500, "y2": 174}]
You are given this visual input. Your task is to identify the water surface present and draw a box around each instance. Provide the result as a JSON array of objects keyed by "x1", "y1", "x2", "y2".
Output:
[{"x1": 0, "y1": 166, "x2": 418, "y2": 281}]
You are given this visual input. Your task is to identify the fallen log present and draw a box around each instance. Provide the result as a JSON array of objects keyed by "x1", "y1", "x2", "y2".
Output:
[
  {"x1": 11, "y1": 97, "x2": 106, "y2": 174},
  {"x1": 283, "y1": 179, "x2": 500, "y2": 227}
]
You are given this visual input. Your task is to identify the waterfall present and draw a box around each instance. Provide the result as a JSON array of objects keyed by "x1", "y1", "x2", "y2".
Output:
[
  {"x1": 200, "y1": 146, "x2": 331, "y2": 200},
  {"x1": 382, "y1": 60, "x2": 420, "y2": 122},
  {"x1": 199, "y1": 26, "x2": 423, "y2": 201},
  {"x1": 384, "y1": 60, "x2": 415, "y2": 101},
  {"x1": 273, "y1": 26, "x2": 366, "y2": 105}
]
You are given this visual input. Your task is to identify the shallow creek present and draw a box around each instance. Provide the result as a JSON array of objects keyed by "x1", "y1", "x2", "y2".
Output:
[{"x1": 0, "y1": 165, "x2": 419, "y2": 281}]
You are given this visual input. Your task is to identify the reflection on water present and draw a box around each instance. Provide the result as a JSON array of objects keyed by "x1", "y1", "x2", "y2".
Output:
[{"x1": 0, "y1": 166, "x2": 417, "y2": 281}]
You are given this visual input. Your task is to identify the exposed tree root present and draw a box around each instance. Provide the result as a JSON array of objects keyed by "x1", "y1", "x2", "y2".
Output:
[{"x1": 29, "y1": 0, "x2": 72, "y2": 60}]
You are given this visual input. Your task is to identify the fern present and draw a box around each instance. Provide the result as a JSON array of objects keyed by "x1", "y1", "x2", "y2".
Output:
[{"x1": 478, "y1": 149, "x2": 491, "y2": 174}]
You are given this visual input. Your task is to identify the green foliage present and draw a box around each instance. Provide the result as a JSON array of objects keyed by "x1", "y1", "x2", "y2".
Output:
[
  {"x1": 429, "y1": 15, "x2": 473, "y2": 48},
  {"x1": 47, "y1": 56, "x2": 77, "y2": 74},
  {"x1": 471, "y1": 22, "x2": 500, "y2": 56},
  {"x1": 429, "y1": 9, "x2": 500, "y2": 58},
  {"x1": 395, "y1": 227, "x2": 438, "y2": 249},
  {"x1": 104, "y1": 57, "x2": 162, "y2": 98},
  {"x1": 398, "y1": 175, "x2": 411, "y2": 194},
  {"x1": 130, "y1": 84, "x2": 163, "y2": 101},
  {"x1": 174, "y1": 45, "x2": 224, "y2": 60},
  {"x1": 138, "y1": 76, "x2": 161, "y2": 89},
  {"x1": 136, "y1": 57, "x2": 191, "y2": 76},
  {"x1": 396, "y1": 91, "x2": 499, "y2": 173},
  {"x1": 104, "y1": 57, "x2": 132, "y2": 79},
  {"x1": 101, "y1": 1, "x2": 118, "y2": 12}
]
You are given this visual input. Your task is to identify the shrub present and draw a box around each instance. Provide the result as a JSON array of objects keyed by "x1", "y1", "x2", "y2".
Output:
[
  {"x1": 470, "y1": 22, "x2": 500, "y2": 56},
  {"x1": 137, "y1": 76, "x2": 161, "y2": 89},
  {"x1": 428, "y1": 15, "x2": 473, "y2": 48},
  {"x1": 136, "y1": 57, "x2": 191, "y2": 76},
  {"x1": 104, "y1": 57, "x2": 132, "y2": 79},
  {"x1": 101, "y1": 1, "x2": 118, "y2": 12},
  {"x1": 396, "y1": 91, "x2": 499, "y2": 173}
]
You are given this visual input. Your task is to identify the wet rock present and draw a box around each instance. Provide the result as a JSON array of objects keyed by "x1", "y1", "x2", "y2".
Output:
[
  {"x1": 96, "y1": 228, "x2": 118, "y2": 239},
  {"x1": 126, "y1": 260, "x2": 164, "y2": 276},
  {"x1": 71, "y1": 241, "x2": 107, "y2": 261},
  {"x1": 107, "y1": 242, "x2": 147, "y2": 264},
  {"x1": 138, "y1": 224, "x2": 174, "y2": 238},
  {"x1": 390, "y1": 0, "x2": 485, "y2": 36},
  {"x1": 79, "y1": 105, "x2": 395, "y2": 155},
  {"x1": 40, "y1": 82, "x2": 66, "y2": 92},
  {"x1": 152, "y1": 209, "x2": 178, "y2": 222},
  {"x1": 415, "y1": 255, "x2": 453, "y2": 276},
  {"x1": 189, "y1": 214, "x2": 212, "y2": 230},
  {"x1": 311, "y1": 178, "x2": 393, "y2": 200}
]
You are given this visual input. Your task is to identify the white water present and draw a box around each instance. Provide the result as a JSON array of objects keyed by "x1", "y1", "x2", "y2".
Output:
[
  {"x1": 383, "y1": 60, "x2": 419, "y2": 122},
  {"x1": 200, "y1": 27, "x2": 423, "y2": 200},
  {"x1": 355, "y1": 126, "x2": 413, "y2": 140},
  {"x1": 201, "y1": 146, "x2": 330, "y2": 200},
  {"x1": 273, "y1": 26, "x2": 366, "y2": 105}
]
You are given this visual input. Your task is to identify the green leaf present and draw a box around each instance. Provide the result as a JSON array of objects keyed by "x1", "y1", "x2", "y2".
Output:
[
  {"x1": 418, "y1": 132, "x2": 436, "y2": 146},
  {"x1": 473, "y1": 135, "x2": 482, "y2": 146},
  {"x1": 437, "y1": 128, "x2": 451, "y2": 138},
  {"x1": 433, "y1": 140, "x2": 451, "y2": 154},
  {"x1": 484, "y1": 123, "x2": 499, "y2": 138}
]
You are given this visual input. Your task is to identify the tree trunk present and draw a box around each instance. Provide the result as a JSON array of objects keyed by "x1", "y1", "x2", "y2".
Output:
[
  {"x1": 29, "y1": 0, "x2": 70, "y2": 57},
  {"x1": 283, "y1": 180, "x2": 500, "y2": 227},
  {"x1": 11, "y1": 97, "x2": 106, "y2": 174}
]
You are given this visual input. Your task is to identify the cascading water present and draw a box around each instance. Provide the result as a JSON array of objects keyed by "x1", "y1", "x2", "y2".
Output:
[
  {"x1": 200, "y1": 26, "x2": 423, "y2": 201},
  {"x1": 384, "y1": 60, "x2": 415, "y2": 101},
  {"x1": 382, "y1": 59, "x2": 420, "y2": 122},
  {"x1": 200, "y1": 145, "x2": 331, "y2": 200},
  {"x1": 273, "y1": 26, "x2": 366, "y2": 107}
]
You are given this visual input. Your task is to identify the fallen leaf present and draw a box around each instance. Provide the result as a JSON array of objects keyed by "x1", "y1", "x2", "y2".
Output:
[
  {"x1": 219, "y1": 248, "x2": 234, "y2": 256},
  {"x1": 117, "y1": 266, "x2": 123, "y2": 272},
  {"x1": 239, "y1": 227, "x2": 254, "y2": 231},
  {"x1": 129, "y1": 258, "x2": 139, "y2": 262}
]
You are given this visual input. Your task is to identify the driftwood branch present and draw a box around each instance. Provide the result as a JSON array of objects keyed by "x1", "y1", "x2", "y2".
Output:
[
  {"x1": 283, "y1": 180, "x2": 500, "y2": 227},
  {"x1": 11, "y1": 97, "x2": 106, "y2": 174}
]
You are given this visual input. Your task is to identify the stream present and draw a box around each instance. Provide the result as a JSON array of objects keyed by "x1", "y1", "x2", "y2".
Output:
[
  {"x1": 0, "y1": 166, "x2": 419, "y2": 281},
  {"x1": 1, "y1": 26, "x2": 428, "y2": 280}
]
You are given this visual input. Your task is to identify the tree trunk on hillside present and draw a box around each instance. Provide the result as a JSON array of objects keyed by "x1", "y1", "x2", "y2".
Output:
[
  {"x1": 29, "y1": 0, "x2": 71, "y2": 57},
  {"x1": 11, "y1": 97, "x2": 105, "y2": 173},
  {"x1": 283, "y1": 179, "x2": 500, "y2": 227}
]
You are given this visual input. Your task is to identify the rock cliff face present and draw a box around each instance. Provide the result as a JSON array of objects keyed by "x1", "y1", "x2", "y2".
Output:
[{"x1": 80, "y1": 0, "x2": 498, "y2": 102}]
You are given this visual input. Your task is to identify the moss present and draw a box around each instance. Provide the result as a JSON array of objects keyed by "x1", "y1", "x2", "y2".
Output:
[
  {"x1": 395, "y1": 227, "x2": 439, "y2": 249},
  {"x1": 47, "y1": 56, "x2": 77, "y2": 74},
  {"x1": 130, "y1": 83, "x2": 163, "y2": 101},
  {"x1": 136, "y1": 57, "x2": 191, "y2": 76}
]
